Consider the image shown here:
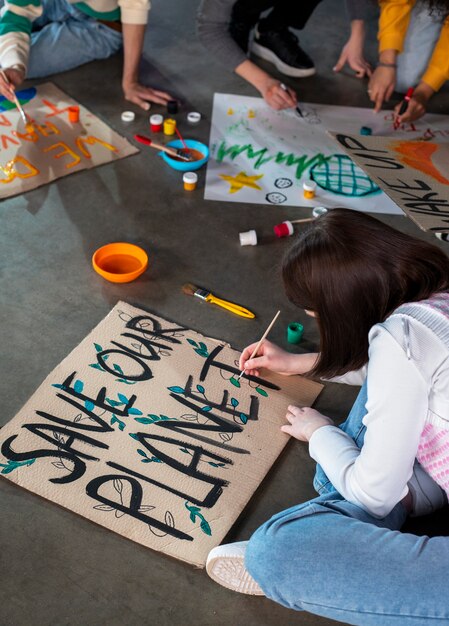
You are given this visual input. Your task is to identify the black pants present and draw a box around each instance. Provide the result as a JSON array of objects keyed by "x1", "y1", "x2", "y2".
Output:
[{"x1": 231, "y1": 0, "x2": 322, "y2": 31}]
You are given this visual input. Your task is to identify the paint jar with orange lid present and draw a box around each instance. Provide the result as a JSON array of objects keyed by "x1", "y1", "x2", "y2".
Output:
[
  {"x1": 163, "y1": 118, "x2": 176, "y2": 135},
  {"x1": 68, "y1": 105, "x2": 80, "y2": 123},
  {"x1": 303, "y1": 180, "x2": 317, "y2": 199},
  {"x1": 183, "y1": 172, "x2": 198, "y2": 191}
]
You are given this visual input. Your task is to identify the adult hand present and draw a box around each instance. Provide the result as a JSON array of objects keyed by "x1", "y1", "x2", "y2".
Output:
[
  {"x1": 394, "y1": 82, "x2": 434, "y2": 125},
  {"x1": 122, "y1": 81, "x2": 173, "y2": 110},
  {"x1": 261, "y1": 79, "x2": 297, "y2": 111},
  {"x1": 334, "y1": 21, "x2": 371, "y2": 78},
  {"x1": 239, "y1": 340, "x2": 295, "y2": 376},
  {"x1": 0, "y1": 67, "x2": 24, "y2": 102},
  {"x1": 281, "y1": 406, "x2": 334, "y2": 442},
  {"x1": 368, "y1": 66, "x2": 396, "y2": 112}
]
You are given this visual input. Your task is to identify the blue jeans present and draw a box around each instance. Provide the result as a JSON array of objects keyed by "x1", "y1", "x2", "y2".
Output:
[
  {"x1": 245, "y1": 381, "x2": 449, "y2": 625},
  {"x1": 27, "y1": 0, "x2": 122, "y2": 78}
]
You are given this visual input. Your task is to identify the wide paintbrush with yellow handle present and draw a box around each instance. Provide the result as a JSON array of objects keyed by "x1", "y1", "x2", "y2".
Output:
[{"x1": 182, "y1": 283, "x2": 255, "y2": 319}]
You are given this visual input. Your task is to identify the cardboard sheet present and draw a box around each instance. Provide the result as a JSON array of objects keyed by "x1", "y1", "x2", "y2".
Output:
[
  {"x1": 205, "y1": 93, "x2": 449, "y2": 215},
  {"x1": 0, "y1": 82, "x2": 138, "y2": 198},
  {"x1": 0, "y1": 303, "x2": 322, "y2": 567},
  {"x1": 331, "y1": 133, "x2": 449, "y2": 232}
]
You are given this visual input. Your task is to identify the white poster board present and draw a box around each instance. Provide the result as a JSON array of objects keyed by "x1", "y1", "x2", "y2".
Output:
[{"x1": 205, "y1": 93, "x2": 449, "y2": 214}]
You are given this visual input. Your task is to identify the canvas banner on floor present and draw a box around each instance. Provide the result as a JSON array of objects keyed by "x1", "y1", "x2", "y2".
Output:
[
  {"x1": 331, "y1": 133, "x2": 449, "y2": 232},
  {"x1": 0, "y1": 302, "x2": 322, "y2": 567},
  {"x1": 0, "y1": 82, "x2": 138, "y2": 198},
  {"x1": 205, "y1": 93, "x2": 449, "y2": 215}
]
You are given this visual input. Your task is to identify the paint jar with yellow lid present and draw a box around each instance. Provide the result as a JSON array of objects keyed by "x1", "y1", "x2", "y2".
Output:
[
  {"x1": 163, "y1": 118, "x2": 177, "y2": 135},
  {"x1": 183, "y1": 172, "x2": 198, "y2": 191},
  {"x1": 303, "y1": 180, "x2": 317, "y2": 199}
]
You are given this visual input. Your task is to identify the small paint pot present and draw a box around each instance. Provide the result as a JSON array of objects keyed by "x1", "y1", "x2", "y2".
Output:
[
  {"x1": 239, "y1": 230, "x2": 257, "y2": 246},
  {"x1": 303, "y1": 180, "x2": 317, "y2": 200},
  {"x1": 274, "y1": 220, "x2": 294, "y2": 238},
  {"x1": 68, "y1": 105, "x2": 80, "y2": 123},
  {"x1": 160, "y1": 139, "x2": 209, "y2": 172},
  {"x1": 187, "y1": 112, "x2": 201, "y2": 125},
  {"x1": 167, "y1": 100, "x2": 178, "y2": 114},
  {"x1": 312, "y1": 206, "x2": 328, "y2": 218},
  {"x1": 287, "y1": 322, "x2": 304, "y2": 344},
  {"x1": 360, "y1": 126, "x2": 372, "y2": 136},
  {"x1": 92, "y1": 242, "x2": 148, "y2": 283},
  {"x1": 150, "y1": 114, "x2": 163, "y2": 132},
  {"x1": 121, "y1": 111, "x2": 135, "y2": 123},
  {"x1": 183, "y1": 171, "x2": 198, "y2": 191},
  {"x1": 163, "y1": 118, "x2": 177, "y2": 135}
]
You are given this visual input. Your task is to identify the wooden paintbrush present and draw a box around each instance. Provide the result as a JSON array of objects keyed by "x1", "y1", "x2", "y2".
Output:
[
  {"x1": 238, "y1": 310, "x2": 281, "y2": 379},
  {"x1": 182, "y1": 283, "x2": 255, "y2": 319},
  {"x1": 0, "y1": 70, "x2": 30, "y2": 127},
  {"x1": 134, "y1": 134, "x2": 193, "y2": 161}
]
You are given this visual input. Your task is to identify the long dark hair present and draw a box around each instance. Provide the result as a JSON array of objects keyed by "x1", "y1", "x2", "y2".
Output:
[{"x1": 282, "y1": 209, "x2": 449, "y2": 378}]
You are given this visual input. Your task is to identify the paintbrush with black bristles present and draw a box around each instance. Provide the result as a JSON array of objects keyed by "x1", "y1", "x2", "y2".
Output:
[
  {"x1": 182, "y1": 283, "x2": 255, "y2": 319},
  {"x1": 134, "y1": 134, "x2": 193, "y2": 161}
]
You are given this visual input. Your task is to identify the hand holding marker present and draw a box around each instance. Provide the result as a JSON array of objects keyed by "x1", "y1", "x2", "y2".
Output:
[
  {"x1": 393, "y1": 87, "x2": 414, "y2": 130},
  {"x1": 280, "y1": 83, "x2": 303, "y2": 117}
]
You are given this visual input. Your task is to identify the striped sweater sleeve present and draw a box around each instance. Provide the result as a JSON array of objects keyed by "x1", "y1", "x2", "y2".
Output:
[{"x1": 0, "y1": 0, "x2": 42, "y2": 73}]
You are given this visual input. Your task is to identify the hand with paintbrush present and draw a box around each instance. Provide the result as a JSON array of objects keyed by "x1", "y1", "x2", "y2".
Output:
[{"x1": 0, "y1": 68, "x2": 31, "y2": 127}]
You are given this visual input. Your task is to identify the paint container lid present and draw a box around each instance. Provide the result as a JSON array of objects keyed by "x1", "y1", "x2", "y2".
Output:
[
  {"x1": 274, "y1": 221, "x2": 294, "y2": 238},
  {"x1": 312, "y1": 206, "x2": 328, "y2": 218},
  {"x1": 150, "y1": 114, "x2": 163, "y2": 125},
  {"x1": 435, "y1": 233, "x2": 449, "y2": 242},
  {"x1": 183, "y1": 172, "x2": 198, "y2": 184},
  {"x1": 121, "y1": 111, "x2": 135, "y2": 122},
  {"x1": 287, "y1": 322, "x2": 304, "y2": 344},
  {"x1": 239, "y1": 230, "x2": 258, "y2": 246},
  {"x1": 303, "y1": 180, "x2": 316, "y2": 192},
  {"x1": 187, "y1": 112, "x2": 201, "y2": 124},
  {"x1": 167, "y1": 100, "x2": 178, "y2": 114},
  {"x1": 92, "y1": 242, "x2": 148, "y2": 283}
]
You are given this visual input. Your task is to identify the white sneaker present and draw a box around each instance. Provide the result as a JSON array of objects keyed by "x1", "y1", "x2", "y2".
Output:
[{"x1": 206, "y1": 541, "x2": 265, "y2": 595}]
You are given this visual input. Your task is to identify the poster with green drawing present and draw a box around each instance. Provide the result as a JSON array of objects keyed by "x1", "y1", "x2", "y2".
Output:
[
  {"x1": 0, "y1": 302, "x2": 322, "y2": 567},
  {"x1": 205, "y1": 93, "x2": 449, "y2": 214}
]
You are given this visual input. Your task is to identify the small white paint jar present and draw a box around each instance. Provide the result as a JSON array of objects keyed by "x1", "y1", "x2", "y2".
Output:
[
  {"x1": 187, "y1": 112, "x2": 201, "y2": 125},
  {"x1": 239, "y1": 230, "x2": 258, "y2": 246},
  {"x1": 312, "y1": 206, "x2": 328, "y2": 218},
  {"x1": 303, "y1": 180, "x2": 317, "y2": 199}
]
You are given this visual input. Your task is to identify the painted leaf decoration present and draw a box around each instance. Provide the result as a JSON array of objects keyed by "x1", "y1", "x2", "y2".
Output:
[
  {"x1": 187, "y1": 338, "x2": 198, "y2": 347},
  {"x1": 93, "y1": 504, "x2": 114, "y2": 512},
  {"x1": 194, "y1": 349, "x2": 209, "y2": 357},
  {"x1": 118, "y1": 393, "x2": 129, "y2": 403},
  {"x1": 219, "y1": 432, "x2": 232, "y2": 442},
  {"x1": 129, "y1": 433, "x2": 139, "y2": 440},
  {"x1": 200, "y1": 518, "x2": 212, "y2": 536},
  {"x1": 240, "y1": 413, "x2": 248, "y2": 424},
  {"x1": 167, "y1": 386, "x2": 185, "y2": 394},
  {"x1": 150, "y1": 457, "x2": 163, "y2": 463},
  {"x1": 106, "y1": 398, "x2": 121, "y2": 407},
  {"x1": 134, "y1": 417, "x2": 153, "y2": 424},
  {"x1": 199, "y1": 342, "x2": 208, "y2": 351},
  {"x1": 201, "y1": 406, "x2": 212, "y2": 412},
  {"x1": 229, "y1": 377, "x2": 241, "y2": 388},
  {"x1": 85, "y1": 400, "x2": 95, "y2": 411},
  {"x1": 165, "y1": 511, "x2": 175, "y2": 528},
  {"x1": 137, "y1": 449, "x2": 148, "y2": 457},
  {"x1": 255, "y1": 387, "x2": 268, "y2": 397},
  {"x1": 94, "y1": 343, "x2": 103, "y2": 352},
  {"x1": 179, "y1": 448, "x2": 189, "y2": 454},
  {"x1": 89, "y1": 363, "x2": 103, "y2": 370},
  {"x1": 148, "y1": 414, "x2": 160, "y2": 420},
  {"x1": 113, "y1": 478, "x2": 123, "y2": 494},
  {"x1": 189, "y1": 511, "x2": 196, "y2": 523},
  {"x1": 113, "y1": 363, "x2": 124, "y2": 374},
  {"x1": 52, "y1": 383, "x2": 65, "y2": 389},
  {"x1": 159, "y1": 350, "x2": 171, "y2": 357},
  {"x1": 180, "y1": 413, "x2": 198, "y2": 422},
  {"x1": 73, "y1": 414, "x2": 82, "y2": 423},
  {"x1": 141, "y1": 458, "x2": 151, "y2": 463},
  {"x1": 51, "y1": 461, "x2": 66, "y2": 469},
  {"x1": 196, "y1": 384, "x2": 205, "y2": 394},
  {"x1": 115, "y1": 510, "x2": 125, "y2": 518},
  {"x1": 128, "y1": 408, "x2": 143, "y2": 415},
  {"x1": 103, "y1": 354, "x2": 109, "y2": 361},
  {"x1": 139, "y1": 505, "x2": 155, "y2": 512},
  {"x1": 231, "y1": 398, "x2": 239, "y2": 407}
]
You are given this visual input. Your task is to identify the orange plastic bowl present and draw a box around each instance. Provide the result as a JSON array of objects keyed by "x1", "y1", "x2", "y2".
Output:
[{"x1": 92, "y1": 243, "x2": 148, "y2": 283}]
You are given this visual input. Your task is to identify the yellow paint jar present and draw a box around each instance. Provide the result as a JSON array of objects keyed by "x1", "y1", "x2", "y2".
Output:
[
  {"x1": 163, "y1": 118, "x2": 176, "y2": 135},
  {"x1": 183, "y1": 171, "x2": 198, "y2": 191},
  {"x1": 303, "y1": 180, "x2": 317, "y2": 199}
]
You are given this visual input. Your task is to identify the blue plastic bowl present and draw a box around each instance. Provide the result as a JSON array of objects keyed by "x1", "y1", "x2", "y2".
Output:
[{"x1": 160, "y1": 139, "x2": 209, "y2": 172}]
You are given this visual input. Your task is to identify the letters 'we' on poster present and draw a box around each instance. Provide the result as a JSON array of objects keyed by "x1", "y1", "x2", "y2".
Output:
[
  {"x1": 0, "y1": 303, "x2": 322, "y2": 567},
  {"x1": 0, "y1": 82, "x2": 138, "y2": 198}
]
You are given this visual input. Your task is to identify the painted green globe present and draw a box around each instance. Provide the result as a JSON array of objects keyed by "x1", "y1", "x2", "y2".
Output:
[{"x1": 310, "y1": 154, "x2": 379, "y2": 197}]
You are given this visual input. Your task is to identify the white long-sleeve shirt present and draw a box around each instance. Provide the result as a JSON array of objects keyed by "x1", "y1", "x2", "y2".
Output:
[{"x1": 309, "y1": 296, "x2": 449, "y2": 518}]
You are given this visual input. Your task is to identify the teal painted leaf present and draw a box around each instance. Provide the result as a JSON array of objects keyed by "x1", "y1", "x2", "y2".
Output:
[
  {"x1": 106, "y1": 398, "x2": 121, "y2": 407},
  {"x1": 128, "y1": 408, "x2": 143, "y2": 415},
  {"x1": 208, "y1": 462, "x2": 226, "y2": 467},
  {"x1": 196, "y1": 384, "x2": 205, "y2": 394},
  {"x1": 168, "y1": 386, "x2": 185, "y2": 394},
  {"x1": 113, "y1": 363, "x2": 124, "y2": 374},
  {"x1": 229, "y1": 377, "x2": 241, "y2": 388},
  {"x1": 103, "y1": 354, "x2": 109, "y2": 361},
  {"x1": 189, "y1": 511, "x2": 197, "y2": 523},
  {"x1": 74, "y1": 380, "x2": 84, "y2": 393},
  {"x1": 85, "y1": 400, "x2": 95, "y2": 411},
  {"x1": 137, "y1": 449, "x2": 148, "y2": 457},
  {"x1": 231, "y1": 397, "x2": 239, "y2": 407},
  {"x1": 194, "y1": 349, "x2": 209, "y2": 357},
  {"x1": 202, "y1": 406, "x2": 212, "y2": 412},
  {"x1": 89, "y1": 363, "x2": 103, "y2": 371},
  {"x1": 94, "y1": 343, "x2": 103, "y2": 352},
  {"x1": 118, "y1": 379, "x2": 136, "y2": 385},
  {"x1": 134, "y1": 417, "x2": 154, "y2": 424},
  {"x1": 118, "y1": 393, "x2": 129, "y2": 403},
  {"x1": 179, "y1": 448, "x2": 189, "y2": 453},
  {"x1": 187, "y1": 338, "x2": 198, "y2": 347},
  {"x1": 255, "y1": 387, "x2": 268, "y2": 397},
  {"x1": 111, "y1": 416, "x2": 125, "y2": 431},
  {"x1": 200, "y1": 518, "x2": 212, "y2": 536},
  {"x1": 52, "y1": 383, "x2": 65, "y2": 389},
  {"x1": 199, "y1": 342, "x2": 208, "y2": 351},
  {"x1": 129, "y1": 433, "x2": 139, "y2": 440},
  {"x1": 240, "y1": 413, "x2": 248, "y2": 424}
]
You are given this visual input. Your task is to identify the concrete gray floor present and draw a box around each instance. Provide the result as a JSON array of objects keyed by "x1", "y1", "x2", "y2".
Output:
[{"x1": 1, "y1": 1, "x2": 449, "y2": 624}]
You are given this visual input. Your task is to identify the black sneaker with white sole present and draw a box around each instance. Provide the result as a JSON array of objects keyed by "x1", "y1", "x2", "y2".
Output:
[{"x1": 251, "y1": 25, "x2": 315, "y2": 78}]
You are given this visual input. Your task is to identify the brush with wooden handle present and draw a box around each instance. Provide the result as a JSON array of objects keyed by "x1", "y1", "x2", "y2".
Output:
[
  {"x1": 134, "y1": 134, "x2": 192, "y2": 162},
  {"x1": 0, "y1": 69, "x2": 31, "y2": 127},
  {"x1": 182, "y1": 283, "x2": 255, "y2": 319}
]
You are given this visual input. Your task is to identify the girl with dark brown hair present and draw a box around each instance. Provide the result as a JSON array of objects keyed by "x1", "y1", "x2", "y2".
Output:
[{"x1": 207, "y1": 209, "x2": 449, "y2": 625}]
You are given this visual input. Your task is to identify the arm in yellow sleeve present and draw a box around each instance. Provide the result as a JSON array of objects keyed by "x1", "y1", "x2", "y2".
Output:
[
  {"x1": 421, "y1": 18, "x2": 449, "y2": 91},
  {"x1": 378, "y1": 0, "x2": 416, "y2": 53}
]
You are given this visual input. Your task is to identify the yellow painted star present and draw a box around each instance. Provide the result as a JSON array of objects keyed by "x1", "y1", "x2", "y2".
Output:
[{"x1": 219, "y1": 171, "x2": 264, "y2": 194}]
